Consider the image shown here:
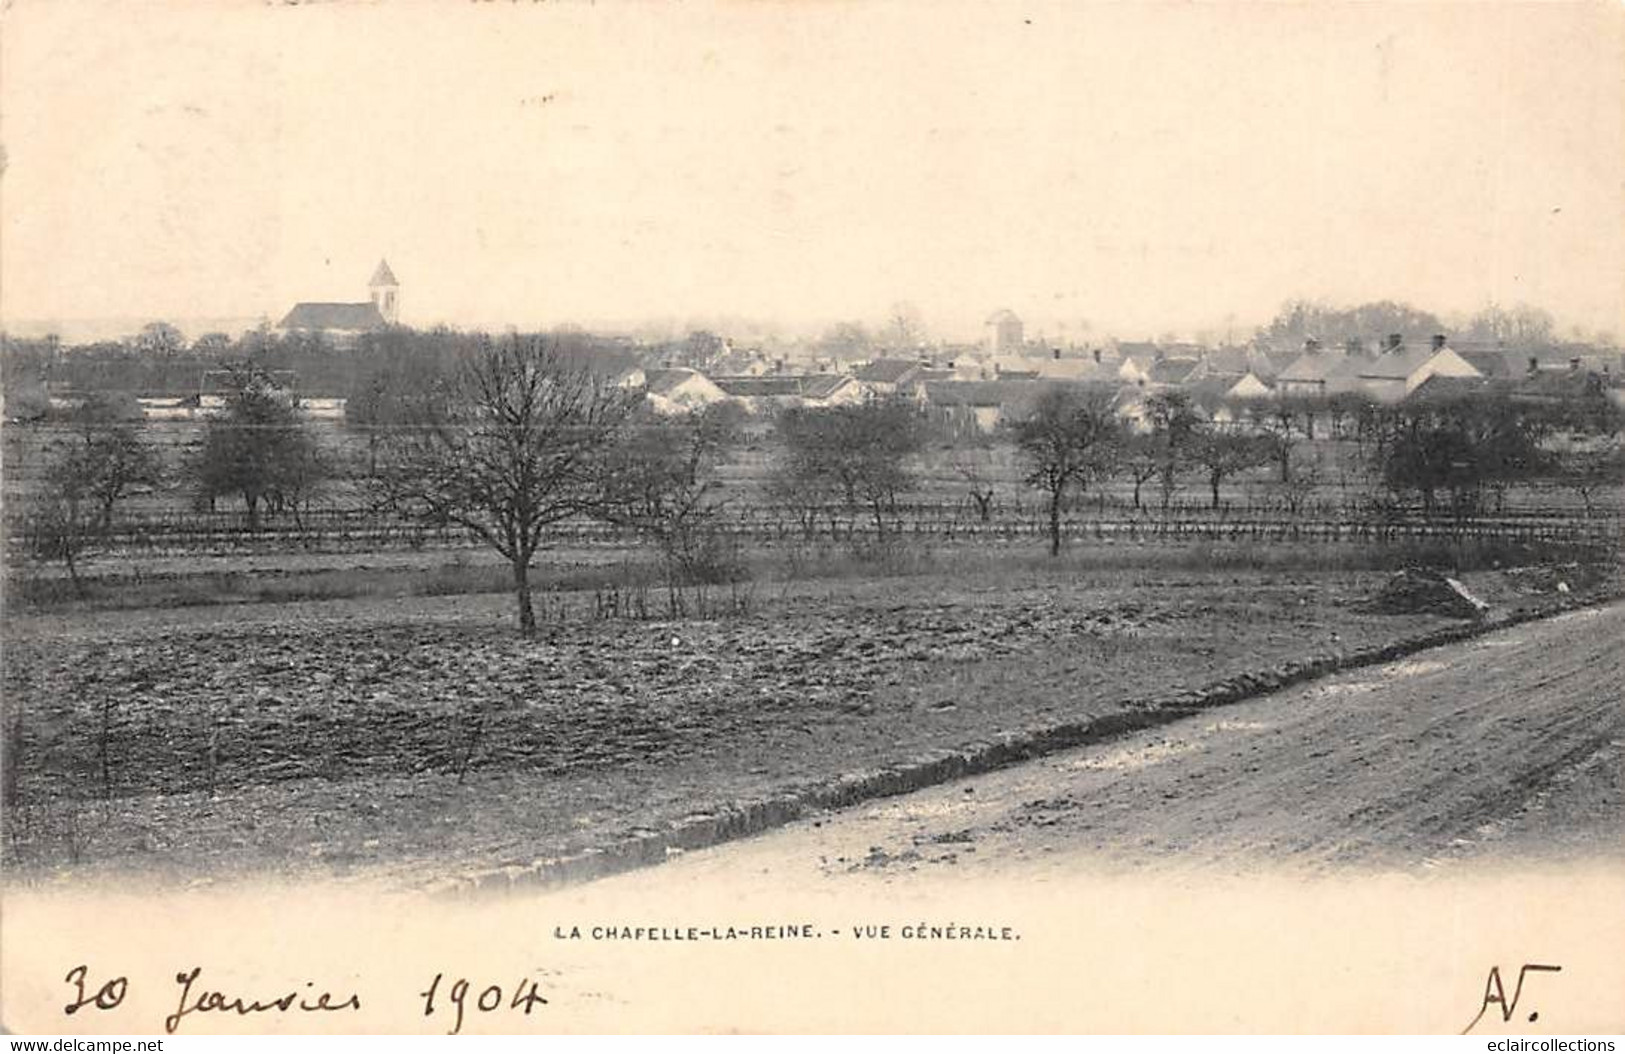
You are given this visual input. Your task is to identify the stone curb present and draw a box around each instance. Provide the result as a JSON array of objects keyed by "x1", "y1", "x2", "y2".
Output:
[{"x1": 428, "y1": 588, "x2": 1622, "y2": 899}]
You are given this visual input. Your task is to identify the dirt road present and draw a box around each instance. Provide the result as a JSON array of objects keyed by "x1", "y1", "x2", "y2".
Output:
[{"x1": 602, "y1": 601, "x2": 1625, "y2": 887}]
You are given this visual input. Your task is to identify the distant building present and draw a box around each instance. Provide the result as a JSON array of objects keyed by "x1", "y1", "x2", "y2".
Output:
[
  {"x1": 985, "y1": 309, "x2": 1024, "y2": 355},
  {"x1": 854, "y1": 358, "x2": 925, "y2": 394},
  {"x1": 641, "y1": 368, "x2": 730, "y2": 415},
  {"x1": 1223, "y1": 371, "x2": 1275, "y2": 400},
  {"x1": 1356, "y1": 334, "x2": 1481, "y2": 402},
  {"x1": 921, "y1": 380, "x2": 1049, "y2": 433},
  {"x1": 278, "y1": 259, "x2": 399, "y2": 342},
  {"x1": 713, "y1": 374, "x2": 868, "y2": 413},
  {"x1": 1032, "y1": 351, "x2": 1111, "y2": 382},
  {"x1": 1275, "y1": 343, "x2": 1369, "y2": 397},
  {"x1": 1117, "y1": 354, "x2": 1155, "y2": 386},
  {"x1": 1145, "y1": 358, "x2": 1199, "y2": 388}
]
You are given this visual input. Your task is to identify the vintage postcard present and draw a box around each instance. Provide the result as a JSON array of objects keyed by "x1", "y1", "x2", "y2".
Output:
[{"x1": 2, "y1": 0, "x2": 1622, "y2": 1036}]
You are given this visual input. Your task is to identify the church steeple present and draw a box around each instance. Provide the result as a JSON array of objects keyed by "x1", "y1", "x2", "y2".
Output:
[{"x1": 369, "y1": 259, "x2": 400, "y2": 324}]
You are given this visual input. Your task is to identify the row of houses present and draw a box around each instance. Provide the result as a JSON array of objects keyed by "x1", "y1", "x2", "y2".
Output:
[
  {"x1": 50, "y1": 321, "x2": 1617, "y2": 434},
  {"x1": 620, "y1": 333, "x2": 1625, "y2": 434}
]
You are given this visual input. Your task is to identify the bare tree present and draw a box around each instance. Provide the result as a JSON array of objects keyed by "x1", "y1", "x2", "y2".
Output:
[
  {"x1": 1121, "y1": 434, "x2": 1162, "y2": 511},
  {"x1": 378, "y1": 335, "x2": 641, "y2": 635},
  {"x1": 27, "y1": 393, "x2": 161, "y2": 594},
  {"x1": 951, "y1": 446, "x2": 999, "y2": 522},
  {"x1": 1462, "y1": 302, "x2": 1556, "y2": 347},
  {"x1": 1193, "y1": 431, "x2": 1273, "y2": 510},
  {"x1": 1243, "y1": 396, "x2": 1301, "y2": 483},
  {"x1": 1557, "y1": 440, "x2": 1624, "y2": 518},
  {"x1": 1143, "y1": 391, "x2": 1200, "y2": 510},
  {"x1": 28, "y1": 468, "x2": 96, "y2": 596},
  {"x1": 61, "y1": 392, "x2": 161, "y2": 531},
  {"x1": 1013, "y1": 386, "x2": 1120, "y2": 556},
  {"x1": 773, "y1": 397, "x2": 923, "y2": 541},
  {"x1": 1276, "y1": 448, "x2": 1325, "y2": 518},
  {"x1": 600, "y1": 402, "x2": 746, "y2": 599}
]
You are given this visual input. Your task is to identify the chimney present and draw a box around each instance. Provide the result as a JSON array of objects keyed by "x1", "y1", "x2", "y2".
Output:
[
  {"x1": 1386, "y1": 333, "x2": 1403, "y2": 352},
  {"x1": 1092, "y1": 348, "x2": 1102, "y2": 364},
  {"x1": 1052, "y1": 347, "x2": 1061, "y2": 360},
  {"x1": 1569, "y1": 358, "x2": 1582, "y2": 373},
  {"x1": 1344, "y1": 338, "x2": 1362, "y2": 357},
  {"x1": 1304, "y1": 337, "x2": 1321, "y2": 354},
  {"x1": 1527, "y1": 357, "x2": 1540, "y2": 376},
  {"x1": 1431, "y1": 334, "x2": 1447, "y2": 351}
]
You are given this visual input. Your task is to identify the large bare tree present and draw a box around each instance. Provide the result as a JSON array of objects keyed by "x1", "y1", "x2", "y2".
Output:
[
  {"x1": 379, "y1": 334, "x2": 641, "y2": 635},
  {"x1": 1013, "y1": 385, "x2": 1121, "y2": 556}
]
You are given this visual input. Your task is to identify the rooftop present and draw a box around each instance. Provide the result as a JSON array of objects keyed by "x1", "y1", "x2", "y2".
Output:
[{"x1": 278, "y1": 302, "x2": 387, "y2": 332}]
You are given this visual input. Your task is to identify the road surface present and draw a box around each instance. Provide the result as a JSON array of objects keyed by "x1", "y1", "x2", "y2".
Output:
[{"x1": 602, "y1": 601, "x2": 1625, "y2": 888}]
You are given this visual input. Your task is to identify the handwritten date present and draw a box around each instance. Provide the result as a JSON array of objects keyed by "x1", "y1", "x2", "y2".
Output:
[
  {"x1": 420, "y1": 972, "x2": 549, "y2": 1035},
  {"x1": 61, "y1": 964, "x2": 549, "y2": 1035}
]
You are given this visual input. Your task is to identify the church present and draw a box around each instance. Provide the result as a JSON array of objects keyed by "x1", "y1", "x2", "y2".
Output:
[{"x1": 278, "y1": 260, "x2": 400, "y2": 341}]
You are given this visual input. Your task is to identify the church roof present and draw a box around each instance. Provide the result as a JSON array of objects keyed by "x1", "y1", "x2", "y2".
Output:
[
  {"x1": 369, "y1": 259, "x2": 399, "y2": 287},
  {"x1": 279, "y1": 302, "x2": 387, "y2": 332}
]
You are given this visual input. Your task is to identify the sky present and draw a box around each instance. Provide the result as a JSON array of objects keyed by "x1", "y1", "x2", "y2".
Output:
[{"x1": 3, "y1": 0, "x2": 1622, "y2": 344}]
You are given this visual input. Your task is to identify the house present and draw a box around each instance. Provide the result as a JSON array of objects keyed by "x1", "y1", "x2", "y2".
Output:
[
  {"x1": 988, "y1": 359, "x2": 1040, "y2": 380},
  {"x1": 796, "y1": 374, "x2": 867, "y2": 408},
  {"x1": 711, "y1": 347, "x2": 777, "y2": 377},
  {"x1": 1032, "y1": 352, "x2": 1112, "y2": 382},
  {"x1": 1275, "y1": 350, "x2": 1367, "y2": 397},
  {"x1": 713, "y1": 374, "x2": 867, "y2": 413},
  {"x1": 1406, "y1": 359, "x2": 1618, "y2": 416},
  {"x1": 642, "y1": 368, "x2": 730, "y2": 414},
  {"x1": 1117, "y1": 355, "x2": 1154, "y2": 386},
  {"x1": 1356, "y1": 334, "x2": 1482, "y2": 402},
  {"x1": 1456, "y1": 349, "x2": 1516, "y2": 379},
  {"x1": 1224, "y1": 371, "x2": 1275, "y2": 400},
  {"x1": 1145, "y1": 357, "x2": 1199, "y2": 388},
  {"x1": 1402, "y1": 373, "x2": 1496, "y2": 406},
  {"x1": 854, "y1": 358, "x2": 925, "y2": 394},
  {"x1": 1183, "y1": 376, "x2": 1250, "y2": 430},
  {"x1": 1185, "y1": 345, "x2": 1286, "y2": 385},
  {"x1": 1112, "y1": 383, "x2": 1153, "y2": 433},
  {"x1": 921, "y1": 380, "x2": 1049, "y2": 433},
  {"x1": 1183, "y1": 375, "x2": 1234, "y2": 416},
  {"x1": 278, "y1": 260, "x2": 399, "y2": 344},
  {"x1": 1511, "y1": 362, "x2": 1614, "y2": 410}
]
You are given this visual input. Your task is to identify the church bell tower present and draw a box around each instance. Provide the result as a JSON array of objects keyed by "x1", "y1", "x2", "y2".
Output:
[{"x1": 369, "y1": 259, "x2": 400, "y2": 325}]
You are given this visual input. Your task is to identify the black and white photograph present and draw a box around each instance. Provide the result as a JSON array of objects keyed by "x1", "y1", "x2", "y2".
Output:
[{"x1": 1, "y1": 0, "x2": 1622, "y2": 1036}]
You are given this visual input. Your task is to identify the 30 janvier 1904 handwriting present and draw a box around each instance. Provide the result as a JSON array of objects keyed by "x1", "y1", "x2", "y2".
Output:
[{"x1": 62, "y1": 964, "x2": 547, "y2": 1036}]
